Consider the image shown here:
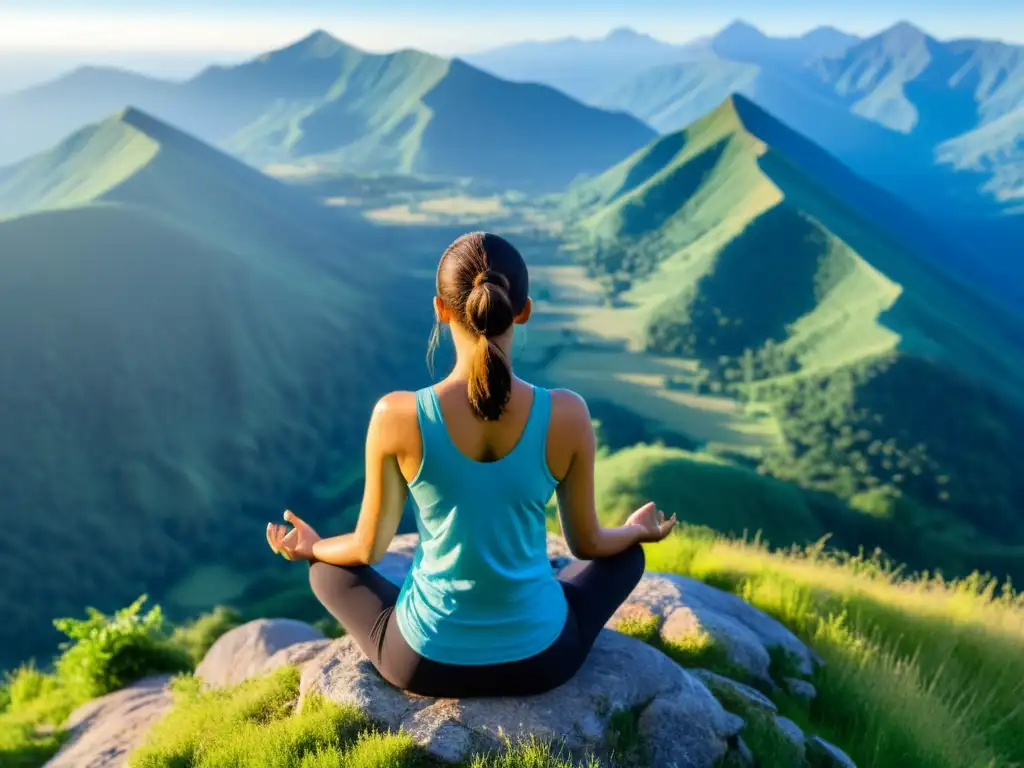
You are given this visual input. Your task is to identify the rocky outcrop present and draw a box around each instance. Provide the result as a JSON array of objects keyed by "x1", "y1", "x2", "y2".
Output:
[
  {"x1": 195, "y1": 617, "x2": 325, "y2": 687},
  {"x1": 609, "y1": 574, "x2": 817, "y2": 686},
  {"x1": 46, "y1": 533, "x2": 854, "y2": 767},
  {"x1": 43, "y1": 675, "x2": 173, "y2": 768},
  {"x1": 692, "y1": 669, "x2": 778, "y2": 713},
  {"x1": 299, "y1": 629, "x2": 743, "y2": 767}
]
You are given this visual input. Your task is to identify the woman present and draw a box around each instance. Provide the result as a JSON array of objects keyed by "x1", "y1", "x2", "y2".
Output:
[{"x1": 266, "y1": 231, "x2": 676, "y2": 698}]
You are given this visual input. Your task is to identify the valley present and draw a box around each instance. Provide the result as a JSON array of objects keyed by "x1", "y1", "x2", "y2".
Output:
[{"x1": 2, "y1": 13, "x2": 1024, "y2": 768}]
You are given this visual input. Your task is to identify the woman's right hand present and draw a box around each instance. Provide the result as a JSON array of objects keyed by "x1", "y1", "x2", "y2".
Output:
[{"x1": 625, "y1": 501, "x2": 677, "y2": 543}]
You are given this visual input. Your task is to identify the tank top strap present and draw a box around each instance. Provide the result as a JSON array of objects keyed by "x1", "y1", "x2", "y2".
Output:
[
  {"x1": 522, "y1": 385, "x2": 556, "y2": 484},
  {"x1": 415, "y1": 386, "x2": 446, "y2": 445}
]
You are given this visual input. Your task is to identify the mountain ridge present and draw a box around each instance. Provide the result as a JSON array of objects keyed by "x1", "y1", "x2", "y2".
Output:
[
  {"x1": 0, "y1": 33, "x2": 656, "y2": 190},
  {"x1": 565, "y1": 96, "x2": 1024, "y2": 566},
  {"x1": 0, "y1": 110, "x2": 424, "y2": 667}
]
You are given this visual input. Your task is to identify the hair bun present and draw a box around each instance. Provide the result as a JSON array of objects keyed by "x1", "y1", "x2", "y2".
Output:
[{"x1": 473, "y1": 269, "x2": 510, "y2": 291}]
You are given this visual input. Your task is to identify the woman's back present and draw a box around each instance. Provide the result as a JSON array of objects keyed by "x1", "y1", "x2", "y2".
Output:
[
  {"x1": 394, "y1": 381, "x2": 569, "y2": 665},
  {"x1": 272, "y1": 231, "x2": 675, "y2": 699}
]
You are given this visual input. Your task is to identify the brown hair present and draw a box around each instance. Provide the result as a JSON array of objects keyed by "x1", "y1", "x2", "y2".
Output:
[{"x1": 427, "y1": 232, "x2": 529, "y2": 421}]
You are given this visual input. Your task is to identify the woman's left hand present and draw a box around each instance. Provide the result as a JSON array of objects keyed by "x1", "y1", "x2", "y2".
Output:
[{"x1": 266, "y1": 510, "x2": 322, "y2": 562}]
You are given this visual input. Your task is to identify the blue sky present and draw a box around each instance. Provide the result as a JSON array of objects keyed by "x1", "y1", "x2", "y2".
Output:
[{"x1": 1, "y1": 0, "x2": 1021, "y2": 55}]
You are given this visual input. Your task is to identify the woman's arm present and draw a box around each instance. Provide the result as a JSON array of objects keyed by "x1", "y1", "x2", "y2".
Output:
[
  {"x1": 554, "y1": 391, "x2": 675, "y2": 559},
  {"x1": 311, "y1": 394, "x2": 409, "y2": 566}
]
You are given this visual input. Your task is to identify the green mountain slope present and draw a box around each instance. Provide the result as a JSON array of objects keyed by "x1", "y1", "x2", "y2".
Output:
[
  {"x1": 0, "y1": 110, "x2": 423, "y2": 668},
  {"x1": 566, "y1": 95, "x2": 1024, "y2": 565},
  {"x1": 0, "y1": 31, "x2": 656, "y2": 191}
]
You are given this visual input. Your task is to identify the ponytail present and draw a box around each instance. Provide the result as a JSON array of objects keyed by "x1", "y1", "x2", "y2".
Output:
[
  {"x1": 433, "y1": 232, "x2": 530, "y2": 420},
  {"x1": 465, "y1": 270, "x2": 514, "y2": 420}
]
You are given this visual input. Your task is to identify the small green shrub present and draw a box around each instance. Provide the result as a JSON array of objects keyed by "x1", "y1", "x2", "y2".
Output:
[
  {"x1": 170, "y1": 606, "x2": 243, "y2": 665},
  {"x1": 54, "y1": 595, "x2": 192, "y2": 701}
]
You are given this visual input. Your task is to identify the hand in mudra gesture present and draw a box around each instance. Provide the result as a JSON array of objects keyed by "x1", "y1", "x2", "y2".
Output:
[
  {"x1": 626, "y1": 502, "x2": 677, "y2": 543},
  {"x1": 266, "y1": 510, "x2": 322, "y2": 561}
]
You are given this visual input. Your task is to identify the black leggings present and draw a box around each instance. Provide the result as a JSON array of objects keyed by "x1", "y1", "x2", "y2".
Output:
[{"x1": 308, "y1": 544, "x2": 645, "y2": 698}]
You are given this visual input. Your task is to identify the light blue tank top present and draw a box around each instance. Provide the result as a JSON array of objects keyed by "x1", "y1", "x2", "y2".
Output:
[{"x1": 394, "y1": 384, "x2": 568, "y2": 665}]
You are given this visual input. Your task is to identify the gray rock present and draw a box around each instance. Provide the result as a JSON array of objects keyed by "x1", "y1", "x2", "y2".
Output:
[
  {"x1": 609, "y1": 573, "x2": 816, "y2": 684},
  {"x1": 44, "y1": 675, "x2": 172, "y2": 768},
  {"x1": 301, "y1": 629, "x2": 742, "y2": 766},
  {"x1": 775, "y1": 715, "x2": 806, "y2": 749},
  {"x1": 261, "y1": 638, "x2": 334, "y2": 677},
  {"x1": 196, "y1": 618, "x2": 325, "y2": 687},
  {"x1": 692, "y1": 669, "x2": 778, "y2": 714},
  {"x1": 808, "y1": 735, "x2": 858, "y2": 768},
  {"x1": 784, "y1": 676, "x2": 817, "y2": 701}
]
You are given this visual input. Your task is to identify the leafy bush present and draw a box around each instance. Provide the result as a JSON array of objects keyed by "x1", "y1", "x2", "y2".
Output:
[{"x1": 53, "y1": 595, "x2": 192, "y2": 701}]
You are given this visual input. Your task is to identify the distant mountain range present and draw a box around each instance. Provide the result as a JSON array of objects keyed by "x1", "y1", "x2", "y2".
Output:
[
  {"x1": 467, "y1": 19, "x2": 1024, "y2": 226},
  {"x1": 0, "y1": 31, "x2": 655, "y2": 192},
  {"x1": 463, "y1": 22, "x2": 861, "y2": 102},
  {"x1": 0, "y1": 108, "x2": 425, "y2": 668},
  {"x1": 566, "y1": 94, "x2": 1024, "y2": 562}
]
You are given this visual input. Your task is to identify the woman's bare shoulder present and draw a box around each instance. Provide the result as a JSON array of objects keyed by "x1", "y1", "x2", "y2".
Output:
[
  {"x1": 372, "y1": 390, "x2": 418, "y2": 424},
  {"x1": 548, "y1": 388, "x2": 591, "y2": 426}
]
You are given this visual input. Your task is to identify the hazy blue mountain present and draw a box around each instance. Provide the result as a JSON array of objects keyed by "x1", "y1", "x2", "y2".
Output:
[
  {"x1": 937, "y1": 107, "x2": 1024, "y2": 205},
  {"x1": 0, "y1": 31, "x2": 656, "y2": 191},
  {"x1": 711, "y1": 20, "x2": 860, "y2": 66},
  {"x1": 810, "y1": 21, "x2": 1024, "y2": 145},
  {"x1": 596, "y1": 20, "x2": 1024, "y2": 222},
  {"x1": 461, "y1": 27, "x2": 695, "y2": 102},
  {"x1": 462, "y1": 21, "x2": 859, "y2": 103},
  {"x1": 0, "y1": 66, "x2": 178, "y2": 165}
]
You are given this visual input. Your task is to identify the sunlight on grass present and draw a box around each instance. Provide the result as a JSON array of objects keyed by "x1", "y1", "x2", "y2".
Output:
[{"x1": 646, "y1": 527, "x2": 1024, "y2": 768}]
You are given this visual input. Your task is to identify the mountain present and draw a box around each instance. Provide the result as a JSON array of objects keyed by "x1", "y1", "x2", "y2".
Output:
[
  {"x1": 461, "y1": 27, "x2": 694, "y2": 102},
  {"x1": 711, "y1": 21, "x2": 860, "y2": 66},
  {"x1": 0, "y1": 109, "x2": 425, "y2": 668},
  {"x1": 462, "y1": 22, "x2": 859, "y2": 104},
  {"x1": 0, "y1": 31, "x2": 656, "y2": 192},
  {"x1": 0, "y1": 66, "x2": 178, "y2": 167},
  {"x1": 810, "y1": 21, "x2": 1024, "y2": 144},
  {"x1": 565, "y1": 95, "x2": 1024, "y2": 561},
  {"x1": 594, "y1": 20, "x2": 1024, "y2": 238},
  {"x1": 592, "y1": 54, "x2": 951, "y2": 210}
]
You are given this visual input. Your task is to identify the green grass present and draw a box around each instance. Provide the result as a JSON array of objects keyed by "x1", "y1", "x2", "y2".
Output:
[
  {"x1": 130, "y1": 665, "x2": 601, "y2": 768},
  {"x1": 614, "y1": 608, "x2": 756, "y2": 688},
  {"x1": 646, "y1": 526, "x2": 1024, "y2": 768},
  {"x1": 7, "y1": 526, "x2": 1024, "y2": 768},
  {"x1": 702, "y1": 676, "x2": 805, "y2": 768},
  {"x1": 0, "y1": 599, "x2": 242, "y2": 768}
]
